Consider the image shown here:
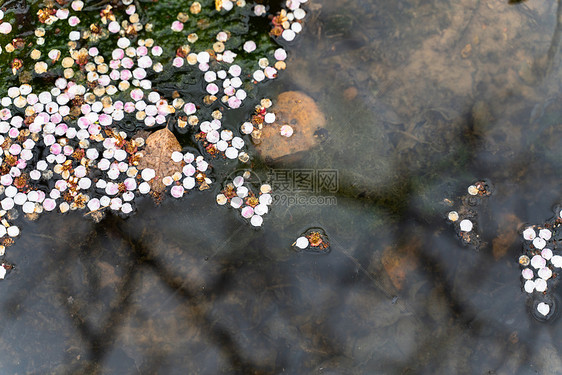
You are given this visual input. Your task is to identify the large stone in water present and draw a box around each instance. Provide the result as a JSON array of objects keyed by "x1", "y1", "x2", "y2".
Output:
[{"x1": 256, "y1": 91, "x2": 326, "y2": 161}]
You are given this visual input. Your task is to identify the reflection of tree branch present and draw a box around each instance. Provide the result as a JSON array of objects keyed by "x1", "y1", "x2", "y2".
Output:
[
  {"x1": 58, "y1": 220, "x2": 138, "y2": 374},
  {"x1": 1, "y1": 231, "x2": 75, "y2": 319},
  {"x1": 83, "y1": 0, "x2": 112, "y2": 12},
  {"x1": 4, "y1": 211, "x2": 278, "y2": 373},
  {"x1": 533, "y1": 0, "x2": 562, "y2": 81},
  {"x1": 66, "y1": 270, "x2": 136, "y2": 374},
  {"x1": 5, "y1": 0, "x2": 30, "y2": 27},
  {"x1": 452, "y1": 0, "x2": 481, "y2": 52},
  {"x1": 128, "y1": 232, "x2": 266, "y2": 374}
]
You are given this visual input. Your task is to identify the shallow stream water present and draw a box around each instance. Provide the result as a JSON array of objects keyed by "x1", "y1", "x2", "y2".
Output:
[{"x1": 3, "y1": 0, "x2": 562, "y2": 374}]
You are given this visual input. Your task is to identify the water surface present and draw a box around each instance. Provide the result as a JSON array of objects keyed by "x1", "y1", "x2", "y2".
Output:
[{"x1": 3, "y1": 0, "x2": 562, "y2": 373}]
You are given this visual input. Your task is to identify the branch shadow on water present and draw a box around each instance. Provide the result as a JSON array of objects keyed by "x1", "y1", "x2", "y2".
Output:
[{"x1": 2, "y1": 211, "x2": 282, "y2": 374}]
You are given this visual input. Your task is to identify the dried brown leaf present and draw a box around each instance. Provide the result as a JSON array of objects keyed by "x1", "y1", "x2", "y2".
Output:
[{"x1": 137, "y1": 127, "x2": 182, "y2": 193}]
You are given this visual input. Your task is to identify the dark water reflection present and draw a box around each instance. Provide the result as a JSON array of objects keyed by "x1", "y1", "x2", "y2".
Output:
[{"x1": 4, "y1": 0, "x2": 562, "y2": 373}]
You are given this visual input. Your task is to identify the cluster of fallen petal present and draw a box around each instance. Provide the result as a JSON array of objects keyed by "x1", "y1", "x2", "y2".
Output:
[{"x1": 0, "y1": 0, "x2": 309, "y2": 268}]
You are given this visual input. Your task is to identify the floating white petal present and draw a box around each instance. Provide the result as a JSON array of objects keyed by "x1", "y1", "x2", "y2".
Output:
[
  {"x1": 539, "y1": 228, "x2": 552, "y2": 240},
  {"x1": 521, "y1": 268, "x2": 534, "y2": 280},
  {"x1": 280, "y1": 125, "x2": 293, "y2": 137},
  {"x1": 531, "y1": 255, "x2": 546, "y2": 269},
  {"x1": 141, "y1": 168, "x2": 156, "y2": 181},
  {"x1": 459, "y1": 219, "x2": 472, "y2": 232},
  {"x1": 551, "y1": 255, "x2": 562, "y2": 268},
  {"x1": 254, "y1": 204, "x2": 268, "y2": 216},
  {"x1": 535, "y1": 278, "x2": 548, "y2": 292},
  {"x1": 7, "y1": 226, "x2": 19, "y2": 237},
  {"x1": 241, "y1": 206, "x2": 254, "y2": 219},
  {"x1": 216, "y1": 194, "x2": 227, "y2": 205},
  {"x1": 231, "y1": 197, "x2": 243, "y2": 209},
  {"x1": 524, "y1": 280, "x2": 535, "y2": 293},
  {"x1": 250, "y1": 215, "x2": 263, "y2": 227},
  {"x1": 538, "y1": 267, "x2": 552, "y2": 281},
  {"x1": 522, "y1": 227, "x2": 536, "y2": 241},
  {"x1": 295, "y1": 236, "x2": 309, "y2": 249},
  {"x1": 447, "y1": 211, "x2": 459, "y2": 222},
  {"x1": 533, "y1": 237, "x2": 546, "y2": 250},
  {"x1": 138, "y1": 182, "x2": 151, "y2": 194},
  {"x1": 541, "y1": 248, "x2": 553, "y2": 260},
  {"x1": 537, "y1": 302, "x2": 550, "y2": 316},
  {"x1": 171, "y1": 151, "x2": 183, "y2": 162}
]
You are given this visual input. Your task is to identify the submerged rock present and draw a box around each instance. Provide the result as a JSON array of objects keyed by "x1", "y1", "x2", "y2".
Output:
[
  {"x1": 381, "y1": 238, "x2": 420, "y2": 291},
  {"x1": 255, "y1": 91, "x2": 326, "y2": 161}
]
